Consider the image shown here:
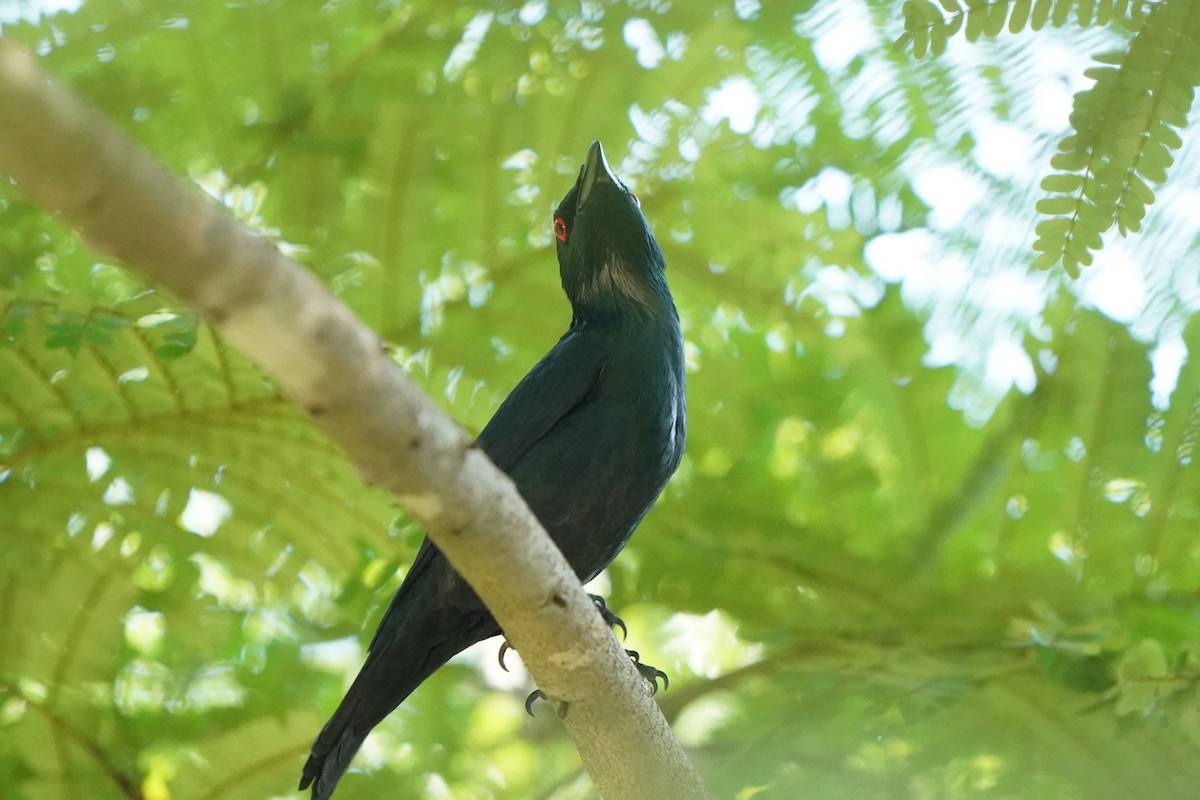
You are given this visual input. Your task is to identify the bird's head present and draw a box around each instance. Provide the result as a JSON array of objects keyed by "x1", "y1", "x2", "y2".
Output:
[{"x1": 553, "y1": 141, "x2": 669, "y2": 319}]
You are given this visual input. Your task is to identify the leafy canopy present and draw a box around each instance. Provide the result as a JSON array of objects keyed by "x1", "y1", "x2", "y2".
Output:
[{"x1": 3, "y1": 1, "x2": 1200, "y2": 799}]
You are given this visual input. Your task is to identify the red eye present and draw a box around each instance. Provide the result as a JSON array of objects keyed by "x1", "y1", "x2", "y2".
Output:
[{"x1": 553, "y1": 217, "x2": 568, "y2": 242}]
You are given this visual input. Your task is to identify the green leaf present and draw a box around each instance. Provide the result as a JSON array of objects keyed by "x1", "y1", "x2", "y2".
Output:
[
  {"x1": 984, "y1": 2, "x2": 1008, "y2": 36},
  {"x1": 1032, "y1": 0, "x2": 1054, "y2": 29},
  {"x1": 1036, "y1": 197, "x2": 1081, "y2": 215},
  {"x1": 965, "y1": 3, "x2": 985, "y2": 41},
  {"x1": 1114, "y1": 639, "x2": 1170, "y2": 716},
  {"x1": 913, "y1": 25, "x2": 931, "y2": 59},
  {"x1": 1051, "y1": 0, "x2": 1074, "y2": 27},
  {"x1": 1010, "y1": 0, "x2": 1033, "y2": 32},
  {"x1": 1040, "y1": 173, "x2": 1084, "y2": 193},
  {"x1": 1078, "y1": 0, "x2": 1097, "y2": 27}
]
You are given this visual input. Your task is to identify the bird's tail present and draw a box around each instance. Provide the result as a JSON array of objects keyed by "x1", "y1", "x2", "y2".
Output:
[
  {"x1": 297, "y1": 650, "x2": 432, "y2": 800},
  {"x1": 298, "y1": 543, "x2": 502, "y2": 799},
  {"x1": 298, "y1": 719, "x2": 369, "y2": 800}
]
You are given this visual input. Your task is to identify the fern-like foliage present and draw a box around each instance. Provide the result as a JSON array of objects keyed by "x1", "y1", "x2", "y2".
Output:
[
  {"x1": 898, "y1": 0, "x2": 1149, "y2": 59},
  {"x1": 0, "y1": 293, "x2": 405, "y2": 798},
  {"x1": 898, "y1": 0, "x2": 1200, "y2": 277},
  {"x1": 1033, "y1": 0, "x2": 1200, "y2": 275}
]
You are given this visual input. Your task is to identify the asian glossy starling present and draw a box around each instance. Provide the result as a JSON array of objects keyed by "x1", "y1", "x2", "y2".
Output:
[{"x1": 299, "y1": 140, "x2": 686, "y2": 799}]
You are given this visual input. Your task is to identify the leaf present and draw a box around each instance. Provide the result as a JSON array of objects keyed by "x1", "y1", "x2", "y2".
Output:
[
  {"x1": 1040, "y1": 173, "x2": 1084, "y2": 193},
  {"x1": 1029, "y1": 0, "x2": 1200, "y2": 276},
  {"x1": 1078, "y1": 0, "x2": 1097, "y2": 27},
  {"x1": 1036, "y1": 197, "x2": 1081, "y2": 215},
  {"x1": 1051, "y1": 0, "x2": 1074, "y2": 27},
  {"x1": 1031, "y1": 0, "x2": 1054, "y2": 29},
  {"x1": 1114, "y1": 639, "x2": 1170, "y2": 716}
]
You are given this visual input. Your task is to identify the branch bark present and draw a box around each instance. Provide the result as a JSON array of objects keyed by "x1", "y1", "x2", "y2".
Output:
[{"x1": 0, "y1": 40, "x2": 710, "y2": 800}]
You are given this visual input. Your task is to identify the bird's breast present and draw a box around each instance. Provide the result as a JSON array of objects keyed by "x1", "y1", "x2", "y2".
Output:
[{"x1": 506, "y1": 331, "x2": 683, "y2": 581}]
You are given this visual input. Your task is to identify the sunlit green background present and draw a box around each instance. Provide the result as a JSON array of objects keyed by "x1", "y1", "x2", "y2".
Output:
[{"x1": 2, "y1": 1, "x2": 1200, "y2": 798}]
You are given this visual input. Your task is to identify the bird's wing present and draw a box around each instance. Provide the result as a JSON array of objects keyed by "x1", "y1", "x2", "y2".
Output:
[
  {"x1": 364, "y1": 328, "x2": 604, "y2": 655},
  {"x1": 476, "y1": 326, "x2": 606, "y2": 472}
]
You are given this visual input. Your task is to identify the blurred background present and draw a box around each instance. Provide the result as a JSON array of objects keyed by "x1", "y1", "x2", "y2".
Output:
[{"x1": 2, "y1": 1, "x2": 1200, "y2": 798}]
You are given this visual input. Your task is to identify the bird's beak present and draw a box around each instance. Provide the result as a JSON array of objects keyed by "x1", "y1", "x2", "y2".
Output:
[{"x1": 577, "y1": 140, "x2": 619, "y2": 211}]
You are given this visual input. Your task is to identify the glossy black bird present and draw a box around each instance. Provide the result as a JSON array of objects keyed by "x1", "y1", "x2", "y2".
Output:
[{"x1": 299, "y1": 140, "x2": 686, "y2": 800}]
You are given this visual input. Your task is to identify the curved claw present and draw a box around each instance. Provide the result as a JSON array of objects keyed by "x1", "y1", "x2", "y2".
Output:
[
  {"x1": 498, "y1": 640, "x2": 512, "y2": 672},
  {"x1": 523, "y1": 689, "x2": 569, "y2": 718},
  {"x1": 626, "y1": 649, "x2": 669, "y2": 693},
  {"x1": 589, "y1": 594, "x2": 628, "y2": 640},
  {"x1": 524, "y1": 689, "x2": 546, "y2": 716}
]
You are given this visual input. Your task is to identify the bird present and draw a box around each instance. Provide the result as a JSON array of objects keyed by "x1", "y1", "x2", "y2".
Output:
[{"x1": 299, "y1": 140, "x2": 686, "y2": 800}]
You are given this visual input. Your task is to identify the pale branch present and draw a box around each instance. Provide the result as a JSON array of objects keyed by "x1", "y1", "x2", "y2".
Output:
[{"x1": 0, "y1": 41, "x2": 710, "y2": 800}]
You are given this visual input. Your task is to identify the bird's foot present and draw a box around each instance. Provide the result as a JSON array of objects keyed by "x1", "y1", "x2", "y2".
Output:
[
  {"x1": 591, "y1": 598, "x2": 668, "y2": 691},
  {"x1": 497, "y1": 595, "x2": 626, "y2": 672},
  {"x1": 524, "y1": 688, "x2": 545, "y2": 715},
  {"x1": 626, "y1": 649, "x2": 669, "y2": 693},
  {"x1": 505, "y1": 596, "x2": 655, "y2": 715},
  {"x1": 589, "y1": 594, "x2": 628, "y2": 640},
  {"x1": 522, "y1": 651, "x2": 667, "y2": 717},
  {"x1": 524, "y1": 689, "x2": 568, "y2": 718}
]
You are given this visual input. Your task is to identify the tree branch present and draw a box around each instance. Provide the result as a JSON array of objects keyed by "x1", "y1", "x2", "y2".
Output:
[{"x1": 0, "y1": 41, "x2": 709, "y2": 800}]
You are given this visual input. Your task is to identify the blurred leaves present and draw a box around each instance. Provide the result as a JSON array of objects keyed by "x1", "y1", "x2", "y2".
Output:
[
  {"x1": 1034, "y1": 0, "x2": 1200, "y2": 275},
  {"x1": 899, "y1": 0, "x2": 1200, "y2": 276},
  {"x1": 900, "y1": 0, "x2": 1149, "y2": 60},
  {"x1": 2, "y1": 1, "x2": 1200, "y2": 799}
]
